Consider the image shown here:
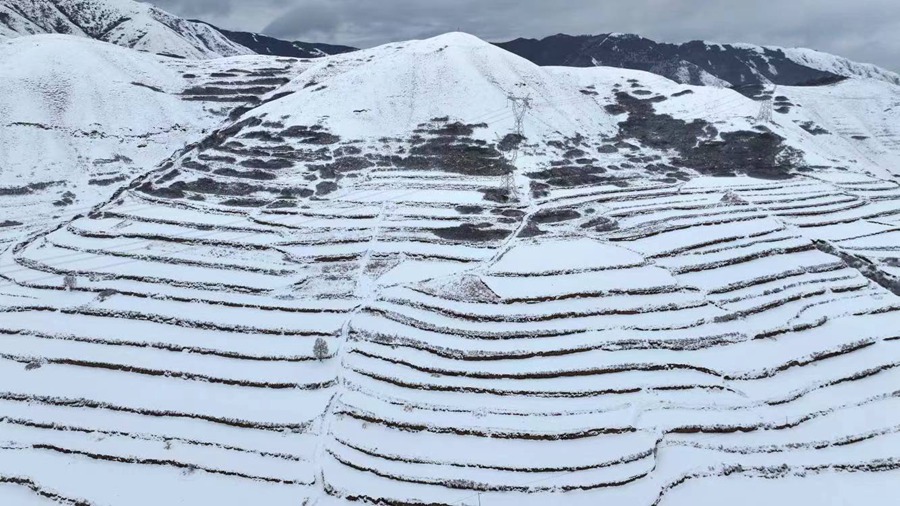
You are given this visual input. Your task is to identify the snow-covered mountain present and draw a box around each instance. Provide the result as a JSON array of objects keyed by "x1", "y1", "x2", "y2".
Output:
[
  {"x1": 497, "y1": 33, "x2": 900, "y2": 88},
  {"x1": 779, "y1": 46, "x2": 900, "y2": 86},
  {"x1": 1, "y1": 29, "x2": 900, "y2": 506},
  {"x1": 0, "y1": 0, "x2": 252, "y2": 58},
  {"x1": 197, "y1": 21, "x2": 358, "y2": 59}
]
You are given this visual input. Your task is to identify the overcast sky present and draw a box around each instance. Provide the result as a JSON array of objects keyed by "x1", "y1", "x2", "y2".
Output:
[{"x1": 156, "y1": 0, "x2": 899, "y2": 71}]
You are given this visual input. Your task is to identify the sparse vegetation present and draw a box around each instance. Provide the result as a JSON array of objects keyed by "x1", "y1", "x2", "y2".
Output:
[
  {"x1": 62, "y1": 275, "x2": 77, "y2": 291},
  {"x1": 313, "y1": 338, "x2": 330, "y2": 360}
]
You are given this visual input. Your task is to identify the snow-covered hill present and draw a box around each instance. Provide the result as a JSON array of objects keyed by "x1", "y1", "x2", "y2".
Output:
[
  {"x1": 1, "y1": 32, "x2": 899, "y2": 506},
  {"x1": 498, "y1": 33, "x2": 900, "y2": 88},
  {"x1": 0, "y1": 0, "x2": 252, "y2": 58},
  {"x1": 0, "y1": 33, "x2": 307, "y2": 246}
]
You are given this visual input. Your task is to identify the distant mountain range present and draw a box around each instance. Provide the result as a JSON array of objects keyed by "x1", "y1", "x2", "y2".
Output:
[
  {"x1": 203, "y1": 27, "x2": 900, "y2": 89},
  {"x1": 203, "y1": 26, "x2": 900, "y2": 89},
  {"x1": 495, "y1": 33, "x2": 900, "y2": 88},
  {"x1": 1, "y1": 0, "x2": 897, "y2": 89},
  {"x1": 194, "y1": 21, "x2": 357, "y2": 59}
]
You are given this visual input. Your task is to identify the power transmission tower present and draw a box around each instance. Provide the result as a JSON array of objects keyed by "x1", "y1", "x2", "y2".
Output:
[
  {"x1": 502, "y1": 93, "x2": 531, "y2": 201},
  {"x1": 756, "y1": 85, "x2": 776, "y2": 124},
  {"x1": 756, "y1": 97, "x2": 773, "y2": 124}
]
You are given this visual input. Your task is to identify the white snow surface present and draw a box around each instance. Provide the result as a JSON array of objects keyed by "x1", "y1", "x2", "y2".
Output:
[
  {"x1": 0, "y1": 35, "x2": 208, "y2": 173},
  {"x1": 0, "y1": 35, "x2": 212, "y2": 241},
  {"x1": 0, "y1": 33, "x2": 307, "y2": 245}
]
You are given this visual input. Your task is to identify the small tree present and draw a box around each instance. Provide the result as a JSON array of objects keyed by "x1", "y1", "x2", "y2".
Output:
[
  {"x1": 98, "y1": 289, "x2": 117, "y2": 302},
  {"x1": 62, "y1": 274, "x2": 77, "y2": 291},
  {"x1": 313, "y1": 338, "x2": 329, "y2": 361}
]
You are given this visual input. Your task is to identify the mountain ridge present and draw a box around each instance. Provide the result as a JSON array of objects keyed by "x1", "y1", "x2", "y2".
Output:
[
  {"x1": 2, "y1": 0, "x2": 895, "y2": 87},
  {"x1": 0, "y1": 0, "x2": 252, "y2": 58},
  {"x1": 496, "y1": 33, "x2": 900, "y2": 87},
  {"x1": 193, "y1": 20, "x2": 357, "y2": 59}
]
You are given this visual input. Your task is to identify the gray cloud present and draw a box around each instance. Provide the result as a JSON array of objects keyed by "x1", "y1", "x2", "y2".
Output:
[
  {"x1": 152, "y1": 0, "x2": 291, "y2": 30},
  {"x1": 155, "y1": 0, "x2": 900, "y2": 72}
]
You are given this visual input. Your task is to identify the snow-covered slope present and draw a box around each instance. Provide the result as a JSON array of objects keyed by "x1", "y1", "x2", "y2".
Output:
[
  {"x1": 767, "y1": 78, "x2": 900, "y2": 177},
  {"x1": 0, "y1": 34, "x2": 214, "y2": 241},
  {"x1": 544, "y1": 65, "x2": 900, "y2": 181},
  {"x1": 1, "y1": 32, "x2": 899, "y2": 506},
  {"x1": 0, "y1": 34, "x2": 307, "y2": 246},
  {"x1": 0, "y1": 0, "x2": 252, "y2": 58},
  {"x1": 778, "y1": 47, "x2": 900, "y2": 86}
]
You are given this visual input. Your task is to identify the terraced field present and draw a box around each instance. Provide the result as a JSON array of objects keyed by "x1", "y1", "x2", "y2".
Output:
[{"x1": 1, "y1": 33, "x2": 899, "y2": 505}]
